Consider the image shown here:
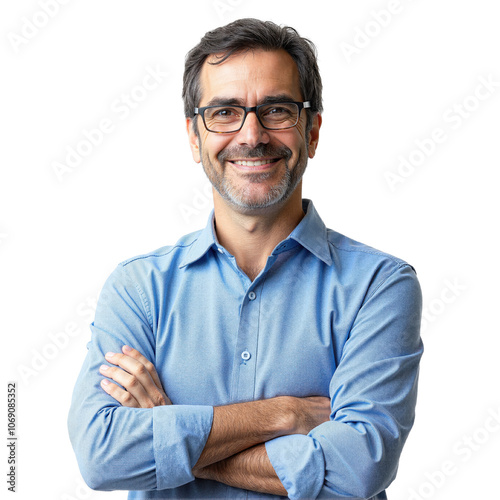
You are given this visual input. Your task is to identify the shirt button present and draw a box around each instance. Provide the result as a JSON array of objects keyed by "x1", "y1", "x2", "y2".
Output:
[
  {"x1": 241, "y1": 350, "x2": 251, "y2": 361},
  {"x1": 248, "y1": 291, "x2": 256, "y2": 300},
  {"x1": 217, "y1": 248, "x2": 223, "y2": 254}
]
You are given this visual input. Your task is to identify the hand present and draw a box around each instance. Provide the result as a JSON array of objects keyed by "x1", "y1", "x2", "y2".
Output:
[
  {"x1": 287, "y1": 396, "x2": 331, "y2": 435},
  {"x1": 99, "y1": 345, "x2": 171, "y2": 408}
]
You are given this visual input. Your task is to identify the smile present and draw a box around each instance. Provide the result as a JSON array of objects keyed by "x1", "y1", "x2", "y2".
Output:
[{"x1": 231, "y1": 158, "x2": 280, "y2": 167}]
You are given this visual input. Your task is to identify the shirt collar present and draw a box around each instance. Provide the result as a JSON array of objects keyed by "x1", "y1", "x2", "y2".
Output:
[
  {"x1": 287, "y1": 199, "x2": 333, "y2": 265},
  {"x1": 178, "y1": 214, "x2": 218, "y2": 268},
  {"x1": 179, "y1": 199, "x2": 332, "y2": 268}
]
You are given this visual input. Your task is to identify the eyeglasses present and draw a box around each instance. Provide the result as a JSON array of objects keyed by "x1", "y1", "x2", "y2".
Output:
[{"x1": 194, "y1": 101, "x2": 311, "y2": 133}]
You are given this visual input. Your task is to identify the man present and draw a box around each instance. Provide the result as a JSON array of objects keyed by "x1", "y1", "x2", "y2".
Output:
[{"x1": 68, "y1": 18, "x2": 423, "y2": 499}]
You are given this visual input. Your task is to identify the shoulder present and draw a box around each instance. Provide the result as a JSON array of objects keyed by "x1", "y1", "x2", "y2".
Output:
[
  {"x1": 327, "y1": 229, "x2": 409, "y2": 268},
  {"x1": 116, "y1": 229, "x2": 203, "y2": 277},
  {"x1": 325, "y1": 228, "x2": 419, "y2": 297}
]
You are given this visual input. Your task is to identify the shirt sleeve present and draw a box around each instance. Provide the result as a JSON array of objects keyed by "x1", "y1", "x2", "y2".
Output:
[
  {"x1": 67, "y1": 265, "x2": 213, "y2": 491},
  {"x1": 265, "y1": 263, "x2": 423, "y2": 499}
]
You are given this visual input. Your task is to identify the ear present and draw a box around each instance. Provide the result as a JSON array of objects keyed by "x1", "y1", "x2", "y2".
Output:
[
  {"x1": 186, "y1": 118, "x2": 201, "y2": 163},
  {"x1": 307, "y1": 113, "x2": 322, "y2": 159}
]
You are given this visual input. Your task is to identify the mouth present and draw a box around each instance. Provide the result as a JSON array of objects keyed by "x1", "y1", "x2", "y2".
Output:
[{"x1": 229, "y1": 158, "x2": 281, "y2": 169}]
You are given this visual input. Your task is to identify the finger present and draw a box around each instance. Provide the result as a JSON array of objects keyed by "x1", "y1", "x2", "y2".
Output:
[
  {"x1": 118, "y1": 347, "x2": 172, "y2": 405},
  {"x1": 121, "y1": 345, "x2": 164, "y2": 391},
  {"x1": 100, "y1": 378, "x2": 140, "y2": 408},
  {"x1": 100, "y1": 362, "x2": 158, "y2": 407},
  {"x1": 101, "y1": 356, "x2": 168, "y2": 407},
  {"x1": 105, "y1": 351, "x2": 156, "y2": 389}
]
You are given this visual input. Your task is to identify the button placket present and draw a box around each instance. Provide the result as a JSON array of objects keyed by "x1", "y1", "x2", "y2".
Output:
[{"x1": 230, "y1": 281, "x2": 263, "y2": 401}]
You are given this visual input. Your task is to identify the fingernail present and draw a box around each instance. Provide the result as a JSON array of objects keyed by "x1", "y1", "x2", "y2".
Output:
[
  {"x1": 122, "y1": 345, "x2": 132, "y2": 353},
  {"x1": 100, "y1": 365, "x2": 108, "y2": 372},
  {"x1": 105, "y1": 352, "x2": 114, "y2": 359},
  {"x1": 101, "y1": 379, "x2": 110, "y2": 386}
]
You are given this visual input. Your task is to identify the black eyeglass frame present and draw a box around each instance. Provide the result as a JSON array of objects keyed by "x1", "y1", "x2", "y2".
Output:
[{"x1": 193, "y1": 101, "x2": 311, "y2": 133}]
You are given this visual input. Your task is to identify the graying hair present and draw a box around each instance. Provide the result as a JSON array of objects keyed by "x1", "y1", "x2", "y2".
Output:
[{"x1": 182, "y1": 18, "x2": 323, "y2": 132}]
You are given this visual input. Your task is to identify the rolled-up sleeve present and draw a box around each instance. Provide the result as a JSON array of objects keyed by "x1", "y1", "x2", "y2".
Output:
[
  {"x1": 266, "y1": 264, "x2": 423, "y2": 499},
  {"x1": 67, "y1": 265, "x2": 213, "y2": 491}
]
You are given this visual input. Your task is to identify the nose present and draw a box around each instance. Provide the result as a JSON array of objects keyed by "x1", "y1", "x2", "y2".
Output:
[{"x1": 236, "y1": 110, "x2": 270, "y2": 148}]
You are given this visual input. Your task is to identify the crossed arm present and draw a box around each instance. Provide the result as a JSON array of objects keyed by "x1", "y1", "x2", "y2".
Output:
[{"x1": 99, "y1": 345, "x2": 331, "y2": 496}]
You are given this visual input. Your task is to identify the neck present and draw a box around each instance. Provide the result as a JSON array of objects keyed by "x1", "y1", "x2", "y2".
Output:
[{"x1": 213, "y1": 186, "x2": 305, "y2": 281}]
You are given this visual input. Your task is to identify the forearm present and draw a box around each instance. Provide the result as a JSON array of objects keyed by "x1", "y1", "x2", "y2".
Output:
[
  {"x1": 194, "y1": 396, "x2": 293, "y2": 469},
  {"x1": 89, "y1": 338, "x2": 330, "y2": 491},
  {"x1": 69, "y1": 346, "x2": 214, "y2": 491},
  {"x1": 195, "y1": 444, "x2": 287, "y2": 496}
]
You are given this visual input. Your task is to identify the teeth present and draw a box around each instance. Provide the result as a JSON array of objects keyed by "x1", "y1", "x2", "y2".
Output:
[{"x1": 233, "y1": 159, "x2": 276, "y2": 166}]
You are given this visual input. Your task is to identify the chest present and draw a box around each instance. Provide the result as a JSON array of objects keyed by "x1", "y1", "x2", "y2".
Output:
[{"x1": 151, "y1": 257, "x2": 359, "y2": 406}]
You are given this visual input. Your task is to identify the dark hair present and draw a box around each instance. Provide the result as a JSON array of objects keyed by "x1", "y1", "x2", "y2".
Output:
[{"x1": 182, "y1": 18, "x2": 323, "y2": 131}]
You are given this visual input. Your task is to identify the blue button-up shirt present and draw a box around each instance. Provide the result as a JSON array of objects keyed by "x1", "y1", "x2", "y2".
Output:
[{"x1": 68, "y1": 199, "x2": 423, "y2": 499}]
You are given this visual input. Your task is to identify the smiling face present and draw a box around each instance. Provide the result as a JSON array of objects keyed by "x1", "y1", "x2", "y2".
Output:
[{"x1": 187, "y1": 49, "x2": 321, "y2": 213}]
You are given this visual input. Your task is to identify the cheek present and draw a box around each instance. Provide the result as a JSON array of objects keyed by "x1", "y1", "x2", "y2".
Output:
[
  {"x1": 294, "y1": 121, "x2": 308, "y2": 142},
  {"x1": 279, "y1": 117, "x2": 308, "y2": 145},
  {"x1": 279, "y1": 130, "x2": 308, "y2": 159},
  {"x1": 201, "y1": 135, "x2": 230, "y2": 160}
]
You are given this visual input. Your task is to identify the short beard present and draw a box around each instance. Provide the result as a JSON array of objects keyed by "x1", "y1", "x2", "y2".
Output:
[{"x1": 200, "y1": 142, "x2": 307, "y2": 211}]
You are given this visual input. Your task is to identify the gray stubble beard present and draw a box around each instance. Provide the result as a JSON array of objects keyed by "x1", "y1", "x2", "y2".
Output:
[{"x1": 200, "y1": 143, "x2": 307, "y2": 211}]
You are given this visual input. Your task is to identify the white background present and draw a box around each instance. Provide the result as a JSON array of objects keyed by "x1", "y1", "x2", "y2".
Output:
[{"x1": 1, "y1": 1, "x2": 499, "y2": 499}]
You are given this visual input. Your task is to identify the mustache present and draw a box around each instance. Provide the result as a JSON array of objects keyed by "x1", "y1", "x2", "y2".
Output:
[{"x1": 218, "y1": 144, "x2": 293, "y2": 163}]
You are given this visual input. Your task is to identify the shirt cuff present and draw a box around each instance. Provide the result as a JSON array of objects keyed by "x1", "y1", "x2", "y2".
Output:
[
  {"x1": 153, "y1": 405, "x2": 213, "y2": 490},
  {"x1": 265, "y1": 434, "x2": 325, "y2": 499}
]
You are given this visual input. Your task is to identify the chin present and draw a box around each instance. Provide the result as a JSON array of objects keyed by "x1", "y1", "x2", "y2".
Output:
[{"x1": 222, "y1": 184, "x2": 295, "y2": 212}]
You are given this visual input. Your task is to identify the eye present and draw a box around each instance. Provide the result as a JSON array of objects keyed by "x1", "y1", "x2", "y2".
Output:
[
  {"x1": 267, "y1": 106, "x2": 289, "y2": 115},
  {"x1": 207, "y1": 107, "x2": 242, "y2": 120},
  {"x1": 261, "y1": 104, "x2": 295, "y2": 118},
  {"x1": 259, "y1": 103, "x2": 298, "y2": 126},
  {"x1": 215, "y1": 108, "x2": 235, "y2": 117}
]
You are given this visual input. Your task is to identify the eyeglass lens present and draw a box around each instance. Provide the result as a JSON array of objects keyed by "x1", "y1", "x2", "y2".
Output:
[{"x1": 204, "y1": 103, "x2": 300, "y2": 132}]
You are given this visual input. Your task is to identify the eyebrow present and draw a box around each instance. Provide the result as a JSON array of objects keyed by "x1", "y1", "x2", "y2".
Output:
[{"x1": 204, "y1": 93, "x2": 299, "y2": 107}]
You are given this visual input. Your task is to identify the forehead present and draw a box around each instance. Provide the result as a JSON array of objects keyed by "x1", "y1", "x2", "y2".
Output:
[{"x1": 198, "y1": 49, "x2": 302, "y2": 105}]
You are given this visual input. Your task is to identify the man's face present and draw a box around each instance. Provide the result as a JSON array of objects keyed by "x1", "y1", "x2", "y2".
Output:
[{"x1": 187, "y1": 49, "x2": 321, "y2": 212}]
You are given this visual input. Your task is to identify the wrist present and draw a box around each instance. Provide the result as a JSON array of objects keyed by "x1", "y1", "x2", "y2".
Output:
[
  {"x1": 272, "y1": 396, "x2": 298, "y2": 435},
  {"x1": 193, "y1": 463, "x2": 218, "y2": 481}
]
